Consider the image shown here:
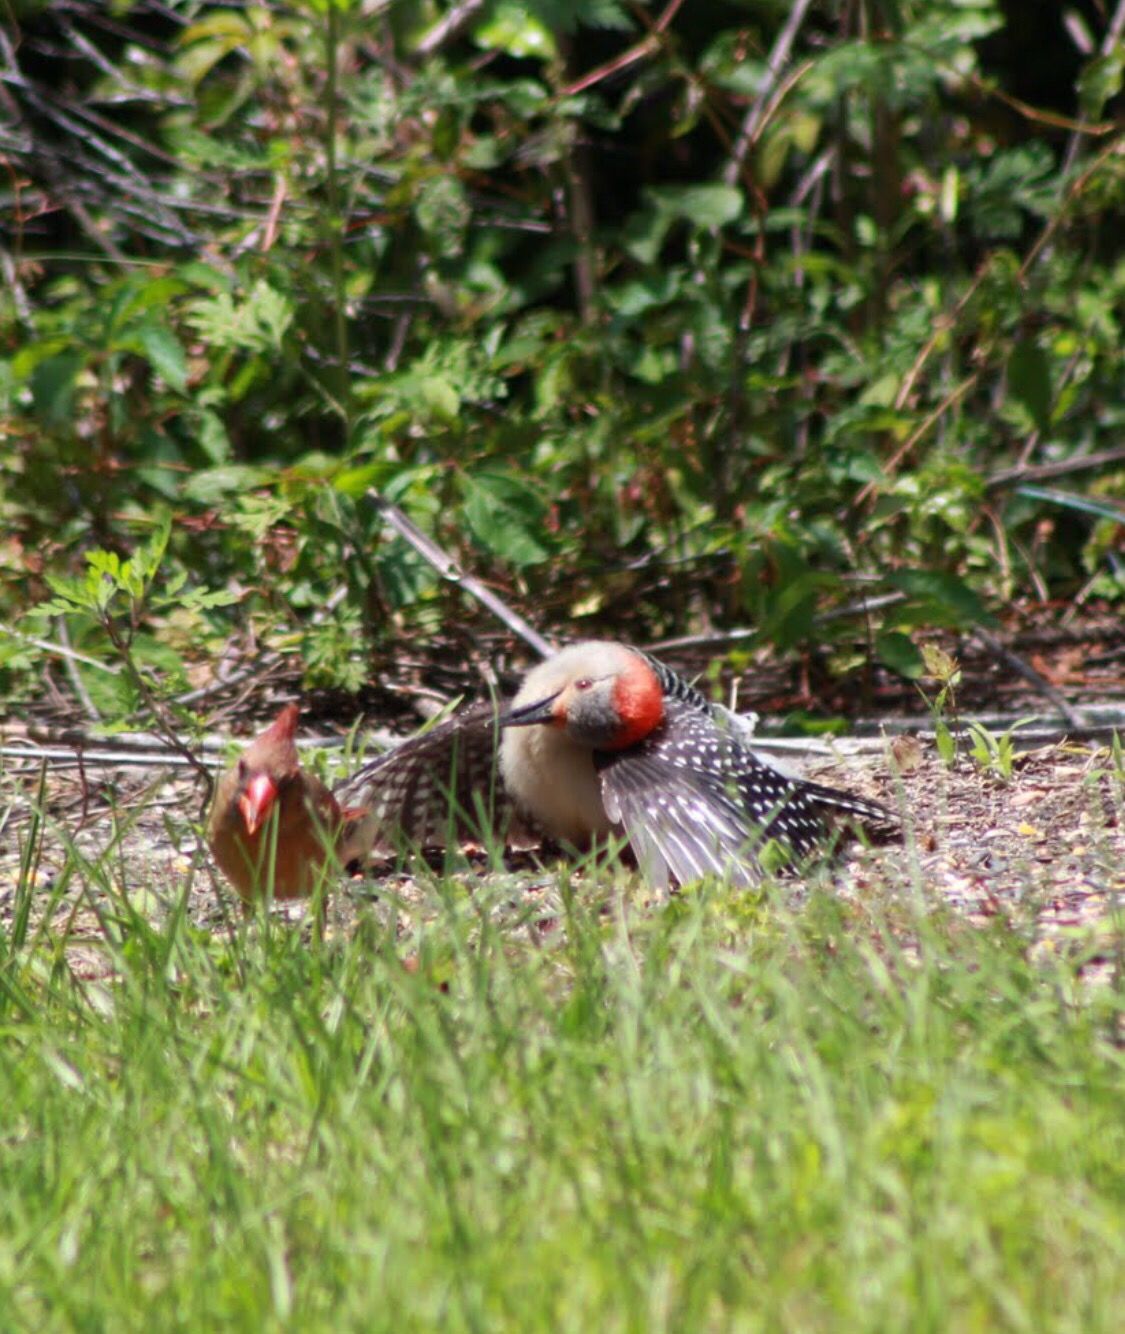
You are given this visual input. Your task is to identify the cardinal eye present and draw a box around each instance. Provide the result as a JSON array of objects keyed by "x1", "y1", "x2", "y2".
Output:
[{"x1": 574, "y1": 678, "x2": 593, "y2": 691}]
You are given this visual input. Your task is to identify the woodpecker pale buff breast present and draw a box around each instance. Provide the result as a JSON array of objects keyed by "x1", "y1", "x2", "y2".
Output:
[{"x1": 337, "y1": 641, "x2": 895, "y2": 889}]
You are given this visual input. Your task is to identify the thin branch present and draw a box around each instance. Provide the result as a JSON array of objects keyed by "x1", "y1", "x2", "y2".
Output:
[
  {"x1": 0, "y1": 744, "x2": 223, "y2": 771},
  {"x1": 560, "y1": 0, "x2": 686, "y2": 97},
  {"x1": 0, "y1": 624, "x2": 122, "y2": 674},
  {"x1": 723, "y1": 0, "x2": 815, "y2": 186},
  {"x1": 414, "y1": 0, "x2": 486, "y2": 58},
  {"x1": 987, "y1": 445, "x2": 1125, "y2": 490},
  {"x1": 855, "y1": 373, "x2": 980, "y2": 506},
  {"x1": 55, "y1": 619, "x2": 102, "y2": 723},
  {"x1": 367, "y1": 489, "x2": 554, "y2": 659},
  {"x1": 970, "y1": 627, "x2": 1087, "y2": 731},
  {"x1": 1061, "y1": 0, "x2": 1125, "y2": 177},
  {"x1": 100, "y1": 618, "x2": 215, "y2": 799}
]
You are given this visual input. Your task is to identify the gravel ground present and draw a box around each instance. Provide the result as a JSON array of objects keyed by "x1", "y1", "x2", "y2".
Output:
[{"x1": 2, "y1": 734, "x2": 1120, "y2": 988}]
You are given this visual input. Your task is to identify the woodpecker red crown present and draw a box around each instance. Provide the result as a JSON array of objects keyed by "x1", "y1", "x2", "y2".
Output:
[{"x1": 606, "y1": 655, "x2": 665, "y2": 749}]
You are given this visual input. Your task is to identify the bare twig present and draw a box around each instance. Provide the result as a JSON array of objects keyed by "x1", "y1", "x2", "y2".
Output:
[
  {"x1": 414, "y1": 0, "x2": 486, "y2": 58},
  {"x1": 0, "y1": 744, "x2": 222, "y2": 771},
  {"x1": 987, "y1": 445, "x2": 1125, "y2": 490},
  {"x1": 855, "y1": 372, "x2": 980, "y2": 506},
  {"x1": 971, "y1": 627, "x2": 1087, "y2": 731},
  {"x1": 55, "y1": 620, "x2": 102, "y2": 723},
  {"x1": 856, "y1": 134, "x2": 1123, "y2": 508},
  {"x1": 560, "y1": 0, "x2": 684, "y2": 97},
  {"x1": 723, "y1": 0, "x2": 815, "y2": 186},
  {"x1": 0, "y1": 625, "x2": 122, "y2": 675},
  {"x1": 367, "y1": 489, "x2": 554, "y2": 659},
  {"x1": 1060, "y1": 0, "x2": 1125, "y2": 177},
  {"x1": 1017, "y1": 134, "x2": 1123, "y2": 282}
]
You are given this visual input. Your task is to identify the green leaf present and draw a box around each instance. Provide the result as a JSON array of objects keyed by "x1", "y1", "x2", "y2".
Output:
[
  {"x1": 647, "y1": 184, "x2": 743, "y2": 229},
  {"x1": 1007, "y1": 341, "x2": 1051, "y2": 433},
  {"x1": 183, "y1": 465, "x2": 274, "y2": 504},
  {"x1": 1015, "y1": 486, "x2": 1125, "y2": 526},
  {"x1": 935, "y1": 719, "x2": 957, "y2": 766},
  {"x1": 186, "y1": 282, "x2": 293, "y2": 354},
  {"x1": 460, "y1": 471, "x2": 550, "y2": 567},
  {"x1": 136, "y1": 322, "x2": 189, "y2": 393},
  {"x1": 887, "y1": 570, "x2": 994, "y2": 629},
  {"x1": 1077, "y1": 49, "x2": 1123, "y2": 118},
  {"x1": 473, "y1": 4, "x2": 557, "y2": 60},
  {"x1": 876, "y1": 632, "x2": 925, "y2": 680},
  {"x1": 31, "y1": 353, "x2": 85, "y2": 426}
]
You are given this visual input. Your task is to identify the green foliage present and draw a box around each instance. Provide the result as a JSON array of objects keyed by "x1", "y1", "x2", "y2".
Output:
[
  {"x1": 0, "y1": 0, "x2": 1122, "y2": 699},
  {"x1": 916, "y1": 642, "x2": 964, "y2": 766},
  {"x1": 0, "y1": 857, "x2": 1120, "y2": 1326},
  {"x1": 965, "y1": 717, "x2": 1035, "y2": 784}
]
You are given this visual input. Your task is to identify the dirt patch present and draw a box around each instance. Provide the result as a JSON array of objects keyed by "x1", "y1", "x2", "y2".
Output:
[{"x1": 2, "y1": 736, "x2": 1119, "y2": 987}]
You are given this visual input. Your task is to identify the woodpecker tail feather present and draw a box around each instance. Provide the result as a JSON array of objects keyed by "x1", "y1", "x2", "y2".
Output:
[{"x1": 791, "y1": 777, "x2": 897, "y2": 833}]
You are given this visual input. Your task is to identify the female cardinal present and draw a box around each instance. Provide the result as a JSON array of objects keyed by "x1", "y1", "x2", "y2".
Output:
[{"x1": 207, "y1": 704, "x2": 344, "y2": 904}]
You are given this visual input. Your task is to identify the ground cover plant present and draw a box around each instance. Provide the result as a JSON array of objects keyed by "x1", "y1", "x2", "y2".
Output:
[{"x1": 0, "y1": 0, "x2": 1122, "y2": 699}]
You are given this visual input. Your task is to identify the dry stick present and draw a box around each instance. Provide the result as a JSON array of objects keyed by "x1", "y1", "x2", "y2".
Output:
[
  {"x1": 100, "y1": 619, "x2": 216, "y2": 810},
  {"x1": 856, "y1": 372, "x2": 980, "y2": 506},
  {"x1": 561, "y1": 0, "x2": 685, "y2": 97},
  {"x1": 1059, "y1": 0, "x2": 1125, "y2": 178},
  {"x1": 723, "y1": 0, "x2": 815, "y2": 186},
  {"x1": 0, "y1": 745, "x2": 223, "y2": 771},
  {"x1": 367, "y1": 490, "x2": 554, "y2": 660},
  {"x1": 1017, "y1": 134, "x2": 1124, "y2": 282},
  {"x1": 0, "y1": 624, "x2": 122, "y2": 676},
  {"x1": 55, "y1": 619, "x2": 102, "y2": 723},
  {"x1": 414, "y1": 0, "x2": 486, "y2": 58},
  {"x1": 970, "y1": 627, "x2": 1087, "y2": 731},
  {"x1": 987, "y1": 445, "x2": 1125, "y2": 490}
]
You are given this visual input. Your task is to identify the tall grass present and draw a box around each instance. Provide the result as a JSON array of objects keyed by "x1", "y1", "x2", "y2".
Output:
[{"x1": 0, "y1": 844, "x2": 1121, "y2": 1331}]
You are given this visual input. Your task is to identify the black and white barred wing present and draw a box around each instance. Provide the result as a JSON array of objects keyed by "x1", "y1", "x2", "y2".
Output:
[
  {"x1": 596, "y1": 698, "x2": 854, "y2": 890},
  {"x1": 336, "y1": 703, "x2": 519, "y2": 860},
  {"x1": 598, "y1": 747, "x2": 766, "y2": 891}
]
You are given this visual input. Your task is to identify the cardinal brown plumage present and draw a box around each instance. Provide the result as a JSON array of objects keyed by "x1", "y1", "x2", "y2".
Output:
[{"x1": 207, "y1": 704, "x2": 344, "y2": 904}]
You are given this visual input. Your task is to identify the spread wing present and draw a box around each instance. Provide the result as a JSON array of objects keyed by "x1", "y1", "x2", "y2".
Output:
[
  {"x1": 596, "y1": 699, "x2": 882, "y2": 890},
  {"x1": 335, "y1": 702, "x2": 526, "y2": 860},
  {"x1": 600, "y1": 752, "x2": 764, "y2": 891}
]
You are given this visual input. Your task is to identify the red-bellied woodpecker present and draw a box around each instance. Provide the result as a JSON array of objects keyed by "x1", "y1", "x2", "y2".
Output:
[{"x1": 337, "y1": 640, "x2": 895, "y2": 889}]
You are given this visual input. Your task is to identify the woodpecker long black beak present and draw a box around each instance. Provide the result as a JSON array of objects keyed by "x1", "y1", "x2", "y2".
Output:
[{"x1": 498, "y1": 691, "x2": 562, "y2": 728}]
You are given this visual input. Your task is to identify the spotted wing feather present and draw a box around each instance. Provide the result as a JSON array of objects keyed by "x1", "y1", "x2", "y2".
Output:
[{"x1": 598, "y1": 697, "x2": 892, "y2": 889}]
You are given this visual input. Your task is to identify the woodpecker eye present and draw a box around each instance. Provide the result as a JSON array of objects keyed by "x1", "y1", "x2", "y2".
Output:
[{"x1": 574, "y1": 678, "x2": 593, "y2": 692}]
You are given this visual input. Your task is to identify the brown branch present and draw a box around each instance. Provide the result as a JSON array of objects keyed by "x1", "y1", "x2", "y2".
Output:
[
  {"x1": 560, "y1": 0, "x2": 684, "y2": 97},
  {"x1": 414, "y1": 0, "x2": 486, "y2": 59},
  {"x1": 100, "y1": 618, "x2": 215, "y2": 802},
  {"x1": 987, "y1": 445, "x2": 1125, "y2": 491},
  {"x1": 856, "y1": 130, "x2": 1123, "y2": 508},
  {"x1": 970, "y1": 628, "x2": 1087, "y2": 731},
  {"x1": 855, "y1": 372, "x2": 980, "y2": 507}
]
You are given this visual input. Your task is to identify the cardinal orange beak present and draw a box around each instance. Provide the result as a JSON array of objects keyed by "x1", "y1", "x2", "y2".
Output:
[{"x1": 238, "y1": 772, "x2": 279, "y2": 836}]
